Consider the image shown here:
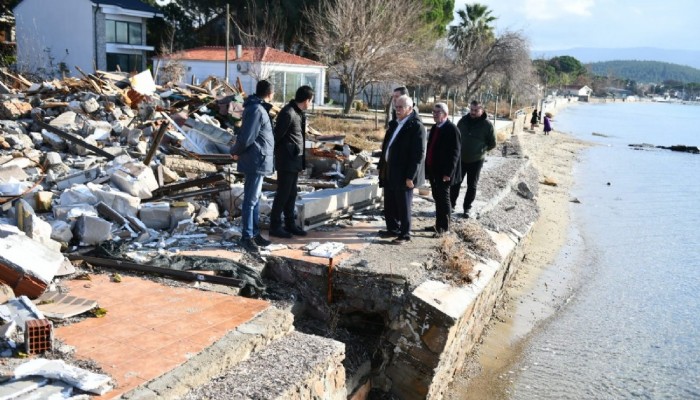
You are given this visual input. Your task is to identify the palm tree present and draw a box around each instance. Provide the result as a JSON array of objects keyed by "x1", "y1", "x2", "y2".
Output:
[{"x1": 448, "y1": 3, "x2": 497, "y2": 62}]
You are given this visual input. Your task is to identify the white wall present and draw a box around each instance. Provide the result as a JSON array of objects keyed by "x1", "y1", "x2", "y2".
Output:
[
  {"x1": 15, "y1": 0, "x2": 95, "y2": 77},
  {"x1": 176, "y1": 60, "x2": 325, "y2": 105}
]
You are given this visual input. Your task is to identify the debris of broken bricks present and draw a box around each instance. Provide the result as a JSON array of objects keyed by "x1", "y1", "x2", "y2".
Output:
[{"x1": 0, "y1": 67, "x2": 382, "y2": 393}]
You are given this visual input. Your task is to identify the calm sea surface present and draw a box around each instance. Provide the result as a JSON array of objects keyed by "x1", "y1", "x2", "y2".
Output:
[{"x1": 508, "y1": 102, "x2": 700, "y2": 399}]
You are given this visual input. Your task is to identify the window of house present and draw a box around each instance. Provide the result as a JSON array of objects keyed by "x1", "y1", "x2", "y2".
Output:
[
  {"x1": 268, "y1": 71, "x2": 317, "y2": 103},
  {"x1": 106, "y1": 20, "x2": 143, "y2": 45},
  {"x1": 106, "y1": 53, "x2": 143, "y2": 72}
]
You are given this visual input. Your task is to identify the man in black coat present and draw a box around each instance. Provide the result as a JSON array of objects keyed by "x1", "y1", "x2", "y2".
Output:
[
  {"x1": 378, "y1": 95, "x2": 427, "y2": 244},
  {"x1": 269, "y1": 85, "x2": 314, "y2": 238},
  {"x1": 425, "y1": 102, "x2": 461, "y2": 236}
]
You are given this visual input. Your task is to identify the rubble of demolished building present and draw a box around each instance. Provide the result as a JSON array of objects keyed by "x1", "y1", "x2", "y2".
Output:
[{"x1": 0, "y1": 66, "x2": 378, "y2": 397}]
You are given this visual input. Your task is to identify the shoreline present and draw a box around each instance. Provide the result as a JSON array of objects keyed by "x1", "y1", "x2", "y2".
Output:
[{"x1": 447, "y1": 106, "x2": 592, "y2": 398}]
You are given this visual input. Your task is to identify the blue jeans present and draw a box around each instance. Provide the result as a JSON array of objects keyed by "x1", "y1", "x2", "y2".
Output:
[{"x1": 241, "y1": 173, "x2": 264, "y2": 239}]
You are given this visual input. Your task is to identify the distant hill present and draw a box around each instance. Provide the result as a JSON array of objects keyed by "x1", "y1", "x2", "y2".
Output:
[
  {"x1": 587, "y1": 60, "x2": 700, "y2": 84},
  {"x1": 532, "y1": 47, "x2": 700, "y2": 69}
]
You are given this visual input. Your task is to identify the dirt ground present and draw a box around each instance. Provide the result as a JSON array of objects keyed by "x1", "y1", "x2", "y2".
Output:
[{"x1": 446, "y1": 128, "x2": 591, "y2": 399}]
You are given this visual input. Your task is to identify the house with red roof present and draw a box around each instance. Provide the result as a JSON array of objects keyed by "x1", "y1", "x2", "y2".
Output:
[
  {"x1": 154, "y1": 46, "x2": 327, "y2": 106},
  {"x1": 14, "y1": 0, "x2": 163, "y2": 76}
]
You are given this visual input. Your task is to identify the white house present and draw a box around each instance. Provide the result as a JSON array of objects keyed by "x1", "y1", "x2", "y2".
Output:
[
  {"x1": 14, "y1": 0, "x2": 162, "y2": 77},
  {"x1": 154, "y1": 46, "x2": 327, "y2": 106}
]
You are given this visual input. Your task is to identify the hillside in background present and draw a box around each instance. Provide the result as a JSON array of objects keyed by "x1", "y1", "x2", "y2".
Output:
[
  {"x1": 587, "y1": 60, "x2": 700, "y2": 84},
  {"x1": 532, "y1": 47, "x2": 700, "y2": 69}
]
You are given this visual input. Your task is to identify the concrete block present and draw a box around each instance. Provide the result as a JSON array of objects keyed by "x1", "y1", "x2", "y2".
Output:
[
  {"x1": 55, "y1": 167, "x2": 101, "y2": 191},
  {"x1": 39, "y1": 129, "x2": 67, "y2": 151},
  {"x1": 52, "y1": 204, "x2": 98, "y2": 222},
  {"x1": 34, "y1": 192, "x2": 53, "y2": 213},
  {"x1": 110, "y1": 161, "x2": 158, "y2": 199},
  {"x1": 49, "y1": 111, "x2": 79, "y2": 131},
  {"x1": 50, "y1": 220, "x2": 73, "y2": 243},
  {"x1": 0, "y1": 224, "x2": 64, "y2": 298},
  {"x1": 74, "y1": 215, "x2": 112, "y2": 245},
  {"x1": 87, "y1": 182, "x2": 140, "y2": 217},
  {"x1": 195, "y1": 202, "x2": 219, "y2": 224},
  {"x1": 162, "y1": 155, "x2": 217, "y2": 174},
  {"x1": 0, "y1": 99, "x2": 32, "y2": 119},
  {"x1": 81, "y1": 98, "x2": 100, "y2": 113},
  {"x1": 126, "y1": 129, "x2": 143, "y2": 146},
  {"x1": 139, "y1": 202, "x2": 171, "y2": 230},
  {"x1": 84, "y1": 120, "x2": 113, "y2": 141},
  {"x1": 0, "y1": 165, "x2": 29, "y2": 183},
  {"x1": 59, "y1": 185, "x2": 99, "y2": 206},
  {"x1": 160, "y1": 165, "x2": 180, "y2": 183},
  {"x1": 70, "y1": 135, "x2": 99, "y2": 156},
  {"x1": 170, "y1": 201, "x2": 194, "y2": 227},
  {"x1": 296, "y1": 177, "x2": 381, "y2": 227},
  {"x1": 44, "y1": 152, "x2": 63, "y2": 167}
]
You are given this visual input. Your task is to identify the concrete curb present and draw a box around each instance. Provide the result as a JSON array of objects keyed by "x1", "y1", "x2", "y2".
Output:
[{"x1": 121, "y1": 307, "x2": 294, "y2": 399}]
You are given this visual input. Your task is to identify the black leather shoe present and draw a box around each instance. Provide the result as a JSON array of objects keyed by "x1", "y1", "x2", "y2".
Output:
[
  {"x1": 392, "y1": 235, "x2": 411, "y2": 244},
  {"x1": 269, "y1": 227, "x2": 293, "y2": 238},
  {"x1": 254, "y1": 235, "x2": 271, "y2": 247},
  {"x1": 423, "y1": 226, "x2": 436, "y2": 232},
  {"x1": 239, "y1": 237, "x2": 259, "y2": 252},
  {"x1": 286, "y1": 225, "x2": 307, "y2": 236},
  {"x1": 377, "y1": 230, "x2": 400, "y2": 238}
]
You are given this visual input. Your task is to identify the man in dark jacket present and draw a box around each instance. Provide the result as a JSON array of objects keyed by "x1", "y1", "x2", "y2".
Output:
[
  {"x1": 230, "y1": 80, "x2": 275, "y2": 251},
  {"x1": 269, "y1": 85, "x2": 314, "y2": 238},
  {"x1": 450, "y1": 100, "x2": 496, "y2": 218},
  {"x1": 378, "y1": 95, "x2": 426, "y2": 244},
  {"x1": 425, "y1": 102, "x2": 461, "y2": 236}
]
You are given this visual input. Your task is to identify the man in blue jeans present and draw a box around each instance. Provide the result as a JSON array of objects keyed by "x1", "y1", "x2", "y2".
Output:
[{"x1": 231, "y1": 80, "x2": 275, "y2": 251}]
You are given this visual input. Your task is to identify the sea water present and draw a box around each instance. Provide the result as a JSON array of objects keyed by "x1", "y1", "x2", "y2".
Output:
[{"x1": 508, "y1": 102, "x2": 700, "y2": 399}]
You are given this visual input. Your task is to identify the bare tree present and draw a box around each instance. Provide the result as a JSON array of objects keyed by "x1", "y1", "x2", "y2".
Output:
[
  {"x1": 233, "y1": 0, "x2": 286, "y2": 82},
  {"x1": 303, "y1": 0, "x2": 431, "y2": 114}
]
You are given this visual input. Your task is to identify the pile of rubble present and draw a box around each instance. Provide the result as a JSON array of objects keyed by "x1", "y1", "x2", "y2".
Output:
[{"x1": 0, "y1": 67, "x2": 376, "y2": 396}]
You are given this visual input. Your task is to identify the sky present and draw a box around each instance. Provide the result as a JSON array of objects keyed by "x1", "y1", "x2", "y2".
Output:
[{"x1": 451, "y1": 0, "x2": 700, "y2": 52}]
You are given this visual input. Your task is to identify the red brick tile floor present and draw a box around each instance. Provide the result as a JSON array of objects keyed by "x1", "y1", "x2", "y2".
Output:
[{"x1": 55, "y1": 274, "x2": 269, "y2": 399}]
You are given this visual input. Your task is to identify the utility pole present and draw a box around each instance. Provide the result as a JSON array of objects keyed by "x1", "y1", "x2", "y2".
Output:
[{"x1": 224, "y1": 4, "x2": 230, "y2": 83}]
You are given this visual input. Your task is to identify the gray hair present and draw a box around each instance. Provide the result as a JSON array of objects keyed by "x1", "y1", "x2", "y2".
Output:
[
  {"x1": 396, "y1": 94, "x2": 413, "y2": 108},
  {"x1": 434, "y1": 102, "x2": 448, "y2": 114}
]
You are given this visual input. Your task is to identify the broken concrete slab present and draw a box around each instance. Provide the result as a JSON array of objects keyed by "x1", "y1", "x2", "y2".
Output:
[
  {"x1": 13, "y1": 358, "x2": 112, "y2": 395},
  {"x1": 0, "y1": 225, "x2": 65, "y2": 298},
  {"x1": 87, "y1": 182, "x2": 140, "y2": 217},
  {"x1": 0, "y1": 99, "x2": 32, "y2": 119},
  {"x1": 73, "y1": 215, "x2": 112, "y2": 245},
  {"x1": 110, "y1": 161, "x2": 158, "y2": 199},
  {"x1": 35, "y1": 292, "x2": 98, "y2": 319},
  {"x1": 55, "y1": 167, "x2": 101, "y2": 191},
  {"x1": 0, "y1": 296, "x2": 45, "y2": 330},
  {"x1": 50, "y1": 220, "x2": 73, "y2": 244},
  {"x1": 195, "y1": 202, "x2": 219, "y2": 224},
  {"x1": 139, "y1": 202, "x2": 171, "y2": 230},
  {"x1": 163, "y1": 155, "x2": 217, "y2": 175}
]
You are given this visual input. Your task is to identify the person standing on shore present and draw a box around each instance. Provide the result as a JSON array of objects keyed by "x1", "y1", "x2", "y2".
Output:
[
  {"x1": 450, "y1": 100, "x2": 496, "y2": 218},
  {"x1": 230, "y1": 80, "x2": 275, "y2": 251},
  {"x1": 425, "y1": 102, "x2": 461, "y2": 237},
  {"x1": 530, "y1": 108, "x2": 538, "y2": 130},
  {"x1": 378, "y1": 95, "x2": 426, "y2": 244},
  {"x1": 543, "y1": 112, "x2": 553, "y2": 135},
  {"x1": 269, "y1": 85, "x2": 314, "y2": 238}
]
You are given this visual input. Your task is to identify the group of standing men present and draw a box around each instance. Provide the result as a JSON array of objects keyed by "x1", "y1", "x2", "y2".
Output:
[
  {"x1": 230, "y1": 80, "x2": 314, "y2": 251},
  {"x1": 378, "y1": 87, "x2": 496, "y2": 243},
  {"x1": 230, "y1": 81, "x2": 496, "y2": 251}
]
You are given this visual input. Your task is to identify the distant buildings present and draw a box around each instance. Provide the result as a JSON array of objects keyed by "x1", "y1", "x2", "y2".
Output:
[{"x1": 13, "y1": 0, "x2": 162, "y2": 77}]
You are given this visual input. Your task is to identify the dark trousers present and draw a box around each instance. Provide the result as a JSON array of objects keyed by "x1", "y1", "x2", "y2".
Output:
[
  {"x1": 450, "y1": 159, "x2": 485, "y2": 211},
  {"x1": 270, "y1": 170, "x2": 299, "y2": 228},
  {"x1": 430, "y1": 178, "x2": 452, "y2": 232},
  {"x1": 384, "y1": 187, "x2": 413, "y2": 237}
]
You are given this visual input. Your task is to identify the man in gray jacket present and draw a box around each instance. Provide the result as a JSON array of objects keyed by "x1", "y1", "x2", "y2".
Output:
[{"x1": 231, "y1": 80, "x2": 275, "y2": 251}]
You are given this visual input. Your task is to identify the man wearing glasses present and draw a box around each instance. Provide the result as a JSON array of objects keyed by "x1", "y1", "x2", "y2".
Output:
[
  {"x1": 425, "y1": 103, "x2": 461, "y2": 236},
  {"x1": 450, "y1": 100, "x2": 496, "y2": 218},
  {"x1": 377, "y1": 95, "x2": 426, "y2": 244}
]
